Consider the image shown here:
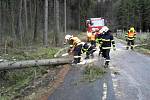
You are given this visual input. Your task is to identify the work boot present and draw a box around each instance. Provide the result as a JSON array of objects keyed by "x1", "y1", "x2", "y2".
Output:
[
  {"x1": 126, "y1": 47, "x2": 129, "y2": 50},
  {"x1": 99, "y1": 51, "x2": 101, "y2": 56},
  {"x1": 77, "y1": 58, "x2": 81, "y2": 63},
  {"x1": 104, "y1": 61, "x2": 109, "y2": 68},
  {"x1": 131, "y1": 46, "x2": 134, "y2": 50},
  {"x1": 104, "y1": 64, "x2": 108, "y2": 68},
  {"x1": 91, "y1": 53, "x2": 94, "y2": 58},
  {"x1": 85, "y1": 56, "x2": 89, "y2": 59},
  {"x1": 73, "y1": 58, "x2": 78, "y2": 64}
]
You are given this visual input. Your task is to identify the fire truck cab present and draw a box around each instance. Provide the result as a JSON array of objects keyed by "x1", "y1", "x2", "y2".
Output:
[{"x1": 86, "y1": 18, "x2": 105, "y2": 41}]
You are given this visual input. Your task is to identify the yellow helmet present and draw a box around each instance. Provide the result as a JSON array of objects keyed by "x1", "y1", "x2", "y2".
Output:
[{"x1": 129, "y1": 27, "x2": 135, "y2": 32}]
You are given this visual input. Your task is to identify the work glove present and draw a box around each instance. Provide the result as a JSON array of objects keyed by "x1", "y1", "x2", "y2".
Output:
[
  {"x1": 96, "y1": 39, "x2": 99, "y2": 43},
  {"x1": 64, "y1": 42, "x2": 66, "y2": 45}
]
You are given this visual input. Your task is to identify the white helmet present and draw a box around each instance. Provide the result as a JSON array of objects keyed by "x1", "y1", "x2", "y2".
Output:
[
  {"x1": 92, "y1": 28, "x2": 96, "y2": 32},
  {"x1": 81, "y1": 42, "x2": 85, "y2": 45},
  {"x1": 65, "y1": 35, "x2": 73, "y2": 40},
  {"x1": 95, "y1": 28, "x2": 99, "y2": 32},
  {"x1": 100, "y1": 26, "x2": 109, "y2": 33}
]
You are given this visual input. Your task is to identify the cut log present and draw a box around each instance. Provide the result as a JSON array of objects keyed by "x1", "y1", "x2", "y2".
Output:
[{"x1": 0, "y1": 58, "x2": 73, "y2": 70}]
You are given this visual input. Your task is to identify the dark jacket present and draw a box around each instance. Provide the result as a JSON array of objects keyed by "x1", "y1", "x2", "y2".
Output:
[{"x1": 101, "y1": 31, "x2": 115, "y2": 49}]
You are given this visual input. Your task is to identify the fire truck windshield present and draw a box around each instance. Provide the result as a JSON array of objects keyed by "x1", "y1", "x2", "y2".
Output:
[{"x1": 91, "y1": 19, "x2": 104, "y2": 27}]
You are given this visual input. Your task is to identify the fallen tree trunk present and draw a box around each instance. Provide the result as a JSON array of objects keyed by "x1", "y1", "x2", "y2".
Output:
[{"x1": 0, "y1": 58, "x2": 73, "y2": 70}]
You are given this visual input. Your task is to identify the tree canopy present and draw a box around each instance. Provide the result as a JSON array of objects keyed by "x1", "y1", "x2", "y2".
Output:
[{"x1": 0, "y1": 0, "x2": 149, "y2": 47}]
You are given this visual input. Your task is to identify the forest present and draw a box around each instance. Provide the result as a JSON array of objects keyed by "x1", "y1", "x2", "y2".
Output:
[{"x1": 0, "y1": 0, "x2": 149, "y2": 47}]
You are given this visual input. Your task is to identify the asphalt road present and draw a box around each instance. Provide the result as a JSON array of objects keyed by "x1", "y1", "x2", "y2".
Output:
[
  {"x1": 111, "y1": 41, "x2": 150, "y2": 100},
  {"x1": 48, "y1": 40, "x2": 150, "y2": 100}
]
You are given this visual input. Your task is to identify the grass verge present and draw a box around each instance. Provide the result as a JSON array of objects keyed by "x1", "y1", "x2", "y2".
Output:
[
  {"x1": 135, "y1": 45, "x2": 150, "y2": 55},
  {"x1": 0, "y1": 47, "x2": 59, "y2": 100},
  {"x1": 82, "y1": 65, "x2": 106, "y2": 82},
  {"x1": 0, "y1": 47, "x2": 59, "y2": 61}
]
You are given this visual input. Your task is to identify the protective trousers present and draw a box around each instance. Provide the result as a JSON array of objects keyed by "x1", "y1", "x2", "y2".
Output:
[
  {"x1": 99, "y1": 46, "x2": 102, "y2": 56},
  {"x1": 91, "y1": 40, "x2": 96, "y2": 47},
  {"x1": 86, "y1": 46, "x2": 96, "y2": 58},
  {"x1": 102, "y1": 49, "x2": 110, "y2": 65},
  {"x1": 127, "y1": 39, "x2": 134, "y2": 49},
  {"x1": 73, "y1": 44, "x2": 82, "y2": 64}
]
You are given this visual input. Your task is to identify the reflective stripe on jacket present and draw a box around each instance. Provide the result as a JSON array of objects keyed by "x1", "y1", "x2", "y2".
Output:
[{"x1": 101, "y1": 31, "x2": 115, "y2": 49}]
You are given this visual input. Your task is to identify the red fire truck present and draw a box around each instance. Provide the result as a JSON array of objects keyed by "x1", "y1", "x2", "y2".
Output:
[
  {"x1": 86, "y1": 18, "x2": 105, "y2": 41},
  {"x1": 86, "y1": 18, "x2": 105, "y2": 32}
]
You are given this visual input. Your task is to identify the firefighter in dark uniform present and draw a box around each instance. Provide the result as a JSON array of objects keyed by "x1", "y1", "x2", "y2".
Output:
[
  {"x1": 100, "y1": 26, "x2": 116, "y2": 68},
  {"x1": 125, "y1": 27, "x2": 136, "y2": 50},
  {"x1": 81, "y1": 42, "x2": 96, "y2": 59},
  {"x1": 64, "y1": 35, "x2": 82, "y2": 64}
]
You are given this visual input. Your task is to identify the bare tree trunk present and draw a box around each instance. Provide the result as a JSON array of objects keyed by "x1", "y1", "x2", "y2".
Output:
[
  {"x1": 24, "y1": 0, "x2": 28, "y2": 32},
  {"x1": 19, "y1": 0, "x2": 23, "y2": 45},
  {"x1": 64, "y1": 0, "x2": 67, "y2": 34},
  {"x1": 139, "y1": 11, "x2": 142, "y2": 33},
  {"x1": 16, "y1": 0, "x2": 23, "y2": 45},
  {"x1": 29, "y1": 0, "x2": 33, "y2": 31},
  {"x1": 10, "y1": 0, "x2": 16, "y2": 47},
  {"x1": 78, "y1": 0, "x2": 80, "y2": 31},
  {"x1": 33, "y1": 0, "x2": 38, "y2": 42},
  {"x1": 0, "y1": 58, "x2": 72, "y2": 70},
  {"x1": 0, "y1": 0, "x2": 2, "y2": 43},
  {"x1": 44, "y1": 0, "x2": 48, "y2": 47},
  {"x1": 15, "y1": 0, "x2": 23, "y2": 45},
  {"x1": 54, "y1": 0, "x2": 60, "y2": 46},
  {"x1": 0, "y1": 0, "x2": 4, "y2": 44}
]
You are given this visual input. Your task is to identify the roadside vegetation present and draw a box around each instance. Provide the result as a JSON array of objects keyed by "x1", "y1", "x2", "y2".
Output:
[
  {"x1": 116, "y1": 31, "x2": 150, "y2": 54},
  {"x1": 0, "y1": 47, "x2": 58, "y2": 61},
  {"x1": 82, "y1": 64, "x2": 106, "y2": 82},
  {"x1": 0, "y1": 47, "x2": 59, "y2": 100}
]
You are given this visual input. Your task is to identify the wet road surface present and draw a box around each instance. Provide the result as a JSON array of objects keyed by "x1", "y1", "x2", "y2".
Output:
[
  {"x1": 48, "y1": 40, "x2": 150, "y2": 100},
  {"x1": 111, "y1": 41, "x2": 150, "y2": 100},
  {"x1": 48, "y1": 54, "x2": 116, "y2": 100}
]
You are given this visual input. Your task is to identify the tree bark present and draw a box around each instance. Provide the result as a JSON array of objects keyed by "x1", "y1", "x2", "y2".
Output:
[
  {"x1": 0, "y1": 0, "x2": 2, "y2": 43},
  {"x1": 33, "y1": 0, "x2": 38, "y2": 42},
  {"x1": 29, "y1": 0, "x2": 33, "y2": 31},
  {"x1": 78, "y1": 0, "x2": 80, "y2": 31},
  {"x1": 15, "y1": 0, "x2": 23, "y2": 45},
  {"x1": 24, "y1": 0, "x2": 28, "y2": 32},
  {"x1": 10, "y1": 0, "x2": 16, "y2": 47},
  {"x1": 54, "y1": 0, "x2": 60, "y2": 46},
  {"x1": 0, "y1": 0, "x2": 4, "y2": 43},
  {"x1": 19, "y1": 0, "x2": 23, "y2": 45},
  {"x1": 0, "y1": 58, "x2": 73, "y2": 70},
  {"x1": 43, "y1": 0, "x2": 48, "y2": 47},
  {"x1": 64, "y1": 0, "x2": 67, "y2": 34}
]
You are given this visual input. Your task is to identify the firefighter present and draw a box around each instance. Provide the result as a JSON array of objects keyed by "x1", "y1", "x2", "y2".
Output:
[
  {"x1": 81, "y1": 42, "x2": 96, "y2": 59},
  {"x1": 64, "y1": 35, "x2": 82, "y2": 64},
  {"x1": 125, "y1": 27, "x2": 136, "y2": 50},
  {"x1": 87, "y1": 32, "x2": 92, "y2": 42},
  {"x1": 100, "y1": 26, "x2": 116, "y2": 68},
  {"x1": 89, "y1": 28, "x2": 96, "y2": 47}
]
